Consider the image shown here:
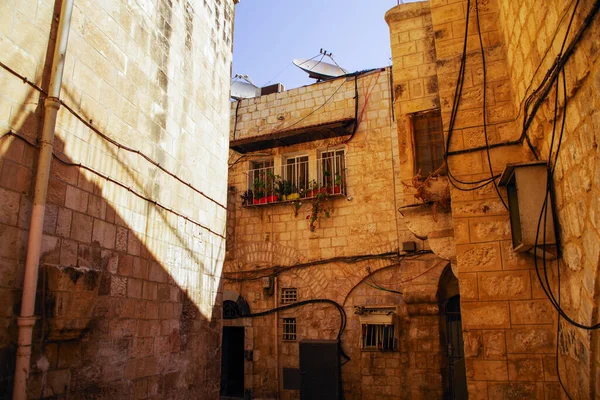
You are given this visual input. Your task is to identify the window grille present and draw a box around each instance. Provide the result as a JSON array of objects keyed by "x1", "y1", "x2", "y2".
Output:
[
  {"x1": 361, "y1": 324, "x2": 396, "y2": 351},
  {"x1": 248, "y1": 159, "x2": 275, "y2": 201},
  {"x1": 281, "y1": 288, "x2": 297, "y2": 304},
  {"x1": 223, "y1": 300, "x2": 242, "y2": 319},
  {"x1": 413, "y1": 111, "x2": 444, "y2": 176},
  {"x1": 283, "y1": 318, "x2": 297, "y2": 341},
  {"x1": 318, "y1": 149, "x2": 345, "y2": 194},
  {"x1": 284, "y1": 155, "x2": 309, "y2": 194}
]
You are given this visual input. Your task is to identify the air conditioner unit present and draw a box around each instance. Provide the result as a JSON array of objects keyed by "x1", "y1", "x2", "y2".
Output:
[{"x1": 498, "y1": 161, "x2": 556, "y2": 259}]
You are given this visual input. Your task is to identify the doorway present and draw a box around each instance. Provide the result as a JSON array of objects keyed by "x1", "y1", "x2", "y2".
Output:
[
  {"x1": 220, "y1": 326, "x2": 245, "y2": 398},
  {"x1": 438, "y1": 266, "x2": 468, "y2": 399}
]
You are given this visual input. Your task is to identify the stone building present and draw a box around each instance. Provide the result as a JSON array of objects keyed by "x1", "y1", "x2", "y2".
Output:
[
  {"x1": 224, "y1": 0, "x2": 600, "y2": 399},
  {"x1": 224, "y1": 67, "x2": 459, "y2": 398},
  {"x1": 0, "y1": 0, "x2": 236, "y2": 398}
]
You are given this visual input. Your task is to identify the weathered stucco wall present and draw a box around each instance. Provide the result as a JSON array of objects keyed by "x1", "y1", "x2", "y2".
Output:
[{"x1": 0, "y1": 0, "x2": 234, "y2": 398}]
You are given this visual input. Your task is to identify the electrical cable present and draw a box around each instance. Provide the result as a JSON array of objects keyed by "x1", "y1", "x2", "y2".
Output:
[
  {"x1": 229, "y1": 298, "x2": 350, "y2": 362},
  {"x1": 2, "y1": 131, "x2": 227, "y2": 240},
  {"x1": 475, "y1": 0, "x2": 509, "y2": 210},
  {"x1": 223, "y1": 250, "x2": 434, "y2": 281},
  {"x1": 0, "y1": 60, "x2": 227, "y2": 211}
]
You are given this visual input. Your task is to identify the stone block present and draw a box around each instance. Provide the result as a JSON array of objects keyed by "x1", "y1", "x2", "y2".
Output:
[
  {"x1": 466, "y1": 359, "x2": 508, "y2": 381},
  {"x1": 506, "y1": 326, "x2": 556, "y2": 354},
  {"x1": 461, "y1": 301, "x2": 510, "y2": 329},
  {"x1": 468, "y1": 215, "x2": 511, "y2": 243},
  {"x1": 510, "y1": 300, "x2": 554, "y2": 325},
  {"x1": 508, "y1": 354, "x2": 544, "y2": 381},
  {"x1": 70, "y1": 212, "x2": 93, "y2": 243},
  {"x1": 478, "y1": 270, "x2": 531, "y2": 300},
  {"x1": 487, "y1": 382, "x2": 543, "y2": 400},
  {"x1": 456, "y1": 242, "x2": 502, "y2": 272}
]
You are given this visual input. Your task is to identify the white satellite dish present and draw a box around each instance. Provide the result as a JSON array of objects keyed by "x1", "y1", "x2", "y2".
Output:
[
  {"x1": 293, "y1": 50, "x2": 348, "y2": 80},
  {"x1": 231, "y1": 80, "x2": 261, "y2": 100}
]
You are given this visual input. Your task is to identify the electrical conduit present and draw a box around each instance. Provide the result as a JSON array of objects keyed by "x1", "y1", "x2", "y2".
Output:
[{"x1": 13, "y1": 0, "x2": 74, "y2": 398}]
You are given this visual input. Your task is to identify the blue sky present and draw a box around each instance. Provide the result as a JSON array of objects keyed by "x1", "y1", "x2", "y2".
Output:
[{"x1": 232, "y1": 0, "x2": 410, "y2": 90}]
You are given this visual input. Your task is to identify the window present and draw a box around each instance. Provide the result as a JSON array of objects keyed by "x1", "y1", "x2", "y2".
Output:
[
  {"x1": 281, "y1": 288, "x2": 297, "y2": 304},
  {"x1": 357, "y1": 307, "x2": 397, "y2": 351},
  {"x1": 223, "y1": 300, "x2": 242, "y2": 319},
  {"x1": 284, "y1": 155, "x2": 309, "y2": 194},
  {"x1": 318, "y1": 149, "x2": 345, "y2": 194},
  {"x1": 362, "y1": 324, "x2": 395, "y2": 351},
  {"x1": 413, "y1": 111, "x2": 444, "y2": 176},
  {"x1": 248, "y1": 159, "x2": 275, "y2": 202},
  {"x1": 283, "y1": 318, "x2": 297, "y2": 340}
]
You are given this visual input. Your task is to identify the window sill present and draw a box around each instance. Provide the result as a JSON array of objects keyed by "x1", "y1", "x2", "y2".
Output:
[{"x1": 243, "y1": 191, "x2": 346, "y2": 208}]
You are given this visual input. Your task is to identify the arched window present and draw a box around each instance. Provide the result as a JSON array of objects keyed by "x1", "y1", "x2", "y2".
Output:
[{"x1": 223, "y1": 300, "x2": 242, "y2": 319}]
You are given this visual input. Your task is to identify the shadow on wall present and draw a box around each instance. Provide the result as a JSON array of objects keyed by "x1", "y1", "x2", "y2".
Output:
[{"x1": 0, "y1": 62, "x2": 225, "y2": 400}]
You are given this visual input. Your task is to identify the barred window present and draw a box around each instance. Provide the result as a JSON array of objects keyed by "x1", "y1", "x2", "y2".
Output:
[
  {"x1": 283, "y1": 318, "x2": 296, "y2": 341},
  {"x1": 281, "y1": 288, "x2": 297, "y2": 304},
  {"x1": 361, "y1": 324, "x2": 395, "y2": 351}
]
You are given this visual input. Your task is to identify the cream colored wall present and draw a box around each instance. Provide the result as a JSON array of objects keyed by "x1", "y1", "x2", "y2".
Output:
[{"x1": 0, "y1": 0, "x2": 234, "y2": 397}]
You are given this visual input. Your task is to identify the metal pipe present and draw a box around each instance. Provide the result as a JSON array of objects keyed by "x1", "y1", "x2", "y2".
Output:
[{"x1": 13, "y1": 0, "x2": 74, "y2": 398}]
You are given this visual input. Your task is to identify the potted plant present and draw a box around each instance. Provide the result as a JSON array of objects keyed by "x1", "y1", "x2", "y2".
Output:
[
  {"x1": 332, "y1": 174, "x2": 343, "y2": 194},
  {"x1": 305, "y1": 180, "x2": 319, "y2": 198},
  {"x1": 240, "y1": 190, "x2": 253, "y2": 206},
  {"x1": 276, "y1": 178, "x2": 294, "y2": 201},
  {"x1": 286, "y1": 182, "x2": 300, "y2": 201},
  {"x1": 253, "y1": 177, "x2": 267, "y2": 204},
  {"x1": 266, "y1": 172, "x2": 279, "y2": 203}
]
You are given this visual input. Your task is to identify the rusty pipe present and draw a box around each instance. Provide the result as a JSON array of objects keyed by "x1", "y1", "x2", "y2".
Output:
[{"x1": 13, "y1": 0, "x2": 74, "y2": 398}]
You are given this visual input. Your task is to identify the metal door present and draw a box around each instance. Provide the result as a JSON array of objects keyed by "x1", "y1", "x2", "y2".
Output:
[
  {"x1": 445, "y1": 296, "x2": 468, "y2": 399},
  {"x1": 299, "y1": 340, "x2": 340, "y2": 400}
]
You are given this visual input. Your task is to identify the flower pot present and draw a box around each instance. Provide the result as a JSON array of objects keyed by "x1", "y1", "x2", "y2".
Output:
[
  {"x1": 253, "y1": 199, "x2": 260, "y2": 205},
  {"x1": 267, "y1": 195, "x2": 278, "y2": 203},
  {"x1": 333, "y1": 185, "x2": 342, "y2": 194},
  {"x1": 259, "y1": 197, "x2": 268, "y2": 204},
  {"x1": 318, "y1": 187, "x2": 328, "y2": 195},
  {"x1": 306, "y1": 190, "x2": 316, "y2": 198},
  {"x1": 287, "y1": 193, "x2": 300, "y2": 201}
]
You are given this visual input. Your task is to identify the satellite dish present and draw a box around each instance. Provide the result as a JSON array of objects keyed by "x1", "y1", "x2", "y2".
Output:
[
  {"x1": 293, "y1": 50, "x2": 348, "y2": 81},
  {"x1": 231, "y1": 80, "x2": 261, "y2": 100}
]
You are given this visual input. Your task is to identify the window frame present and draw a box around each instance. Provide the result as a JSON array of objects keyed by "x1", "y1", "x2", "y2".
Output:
[
  {"x1": 317, "y1": 147, "x2": 346, "y2": 193},
  {"x1": 358, "y1": 306, "x2": 398, "y2": 352},
  {"x1": 411, "y1": 110, "x2": 445, "y2": 177},
  {"x1": 283, "y1": 154, "x2": 310, "y2": 195},
  {"x1": 281, "y1": 288, "x2": 298, "y2": 304},
  {"x1": 283, "y1": 317, "x2": 297, "y2": 341}
]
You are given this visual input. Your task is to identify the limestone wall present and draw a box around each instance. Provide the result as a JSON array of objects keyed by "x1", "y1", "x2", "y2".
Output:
[
  {"x1": 0, "y1": 0, "x2": 234, "y2": 397},
  {"x1": 225, "y1": 68, "x2": 452, "y2": 399},
  {"x1": 497, "y1": 0, "x2": 600, "y2": 397},
  {"x1": 386, "y1": 0, "x2": 600, "y2": 398}
]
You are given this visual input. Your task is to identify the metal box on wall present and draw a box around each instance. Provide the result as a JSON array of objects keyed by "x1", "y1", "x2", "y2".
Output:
[
  {"x1": 299, "y1": 340, "x2": 340, "y2": 400},
  {"x1": 499, "y1": 161, "x2": 556, "y2": 258}
]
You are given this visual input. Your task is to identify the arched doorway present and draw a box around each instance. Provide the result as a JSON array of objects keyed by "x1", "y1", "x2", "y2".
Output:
[
  {"x1": 221, "y1": 291, "x2": 250, "y2": 398},
  {"x1": 438, "y1": 266, "x2": 468, "y2": 399}
]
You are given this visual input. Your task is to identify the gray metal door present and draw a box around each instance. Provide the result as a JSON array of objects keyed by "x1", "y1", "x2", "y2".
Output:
[
  {"x1": 446, "y1": 296, "x2": 468, "y2": 399},
  {"x1": 299, "y1": 340, "x2": 340, "y2": 400}
]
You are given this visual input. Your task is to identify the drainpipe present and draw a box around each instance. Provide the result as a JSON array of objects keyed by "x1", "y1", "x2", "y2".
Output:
[{"x1": 13, "y1": 0, "x2": 74, "y2": 399}]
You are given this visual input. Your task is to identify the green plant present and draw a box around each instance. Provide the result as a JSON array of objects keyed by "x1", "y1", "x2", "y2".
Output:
[
  {"x1": 253, "y1": 177, "x2": 266, "y2": 199},
  {"x1": 240, "y1": 190, "x2": 253, "y2": 206},
  {"x1": 334, "y1": 174, "x2": 343, "y2": 187},
  {"x1": 276, "y1": 178, "x2": 293, "y2": 199},
  {"x1": 306, "y1": 192, "x2": 331, "y2": 232}
]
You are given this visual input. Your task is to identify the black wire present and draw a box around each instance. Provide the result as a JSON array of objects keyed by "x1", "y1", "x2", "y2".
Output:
[
  {"x1": 475, "y1": 0, "x2": 509, "y2": 210},
  {"x1": 232, "y1": 99, "x2": 241, "y2": 141},
  {"x1": 231, "y1": 298, "x2": 350, "y2": 361}
]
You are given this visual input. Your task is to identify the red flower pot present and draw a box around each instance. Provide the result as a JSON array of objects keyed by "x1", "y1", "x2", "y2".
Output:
[
  {"x1": 267, "y1": 195, "x2": 278, "y2": 203},
  {"x1": 306, "y1": 190, "x2": 316, "y2": 198},
  {"x1": 333, "y1": 185, "x2": 342, "y2": 194},
  {"x1": 253, "y1": 199, "x2": 260, "y2": 205},
  {"x1": 259, "y1": 197, "x2": 268, "y2": 204}
]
